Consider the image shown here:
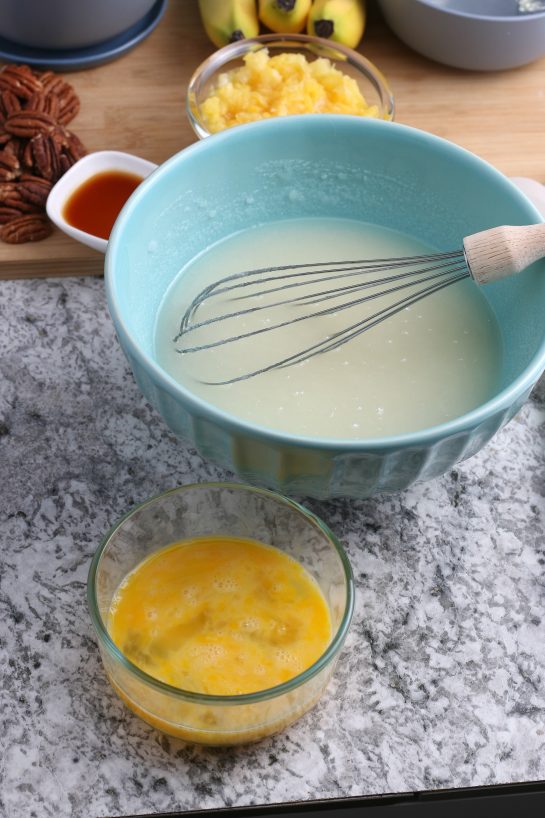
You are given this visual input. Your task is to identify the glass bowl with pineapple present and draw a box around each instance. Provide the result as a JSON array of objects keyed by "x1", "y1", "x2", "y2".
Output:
[{"x1": 187, "y1": 32, "x2": 393, "y2": 138}]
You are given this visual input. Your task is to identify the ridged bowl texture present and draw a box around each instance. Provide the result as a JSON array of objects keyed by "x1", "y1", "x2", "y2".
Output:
[{"x1": 105, "y1": 115, "x2": 545, "y2": 499}]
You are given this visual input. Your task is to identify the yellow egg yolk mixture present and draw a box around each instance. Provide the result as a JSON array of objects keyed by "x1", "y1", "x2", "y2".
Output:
[
  {"x1": 107, "y1": 537, "x2": 332, "y2": 696},
  {"x1": 199, "y1": 49, "x2": 379, "y2": 134}
]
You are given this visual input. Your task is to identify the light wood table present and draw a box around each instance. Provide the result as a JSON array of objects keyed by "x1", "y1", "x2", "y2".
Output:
[{"x1": 1, "y1": 0, "x2": 544, "y2": 278}]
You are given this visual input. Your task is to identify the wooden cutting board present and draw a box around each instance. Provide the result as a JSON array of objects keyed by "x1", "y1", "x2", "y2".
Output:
[{"x1": 1, "y1": 0, "x2": 544, "y2": 279}]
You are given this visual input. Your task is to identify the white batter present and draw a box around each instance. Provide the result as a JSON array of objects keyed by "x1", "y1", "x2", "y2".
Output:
[{"x1": 154, "y1": 218, "x2": 502, "y2": 439}]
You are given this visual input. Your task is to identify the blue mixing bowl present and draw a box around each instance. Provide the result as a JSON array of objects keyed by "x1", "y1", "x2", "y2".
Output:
[{"x1": 105, "y1": 115, "x2": 545, "y2": 500}]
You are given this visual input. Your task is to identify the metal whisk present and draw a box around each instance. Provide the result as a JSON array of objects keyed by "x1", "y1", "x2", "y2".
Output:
[{"x1": 174, "y1": 223, "x2": 545, "y2": 384}]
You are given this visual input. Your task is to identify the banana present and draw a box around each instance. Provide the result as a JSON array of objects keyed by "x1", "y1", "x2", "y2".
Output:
[
  {"x1": 198, "y1": 0, "x2": 260, "y2": 49},
  {"x1": 307, "y1": 0, "x2": 366, "y2": 49},
  {"x1": 258, "y1": 0, "x2": 312, "y2": 34}
]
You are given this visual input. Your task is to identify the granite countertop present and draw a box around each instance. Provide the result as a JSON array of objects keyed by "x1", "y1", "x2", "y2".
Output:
[{"x1": 1, "y1": 274, "x2": 545, "y2": 818}]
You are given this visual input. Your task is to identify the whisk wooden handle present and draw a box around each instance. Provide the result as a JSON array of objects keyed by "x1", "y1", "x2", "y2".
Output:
[{"x1": 463, "y1": 223, "x2": 545, "y2": 285}]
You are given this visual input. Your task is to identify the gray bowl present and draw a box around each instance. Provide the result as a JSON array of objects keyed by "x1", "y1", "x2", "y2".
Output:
[
  {"x1": 0, "y1": 0, "x2": 158, "y2": 50},
  {"x1": 378, "y1": 0, "x2": 545, "y2": 71}
]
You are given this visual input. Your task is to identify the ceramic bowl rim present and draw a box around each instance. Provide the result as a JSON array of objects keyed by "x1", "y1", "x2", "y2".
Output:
[
  {"x1": 409, "y1": 0, "x2": 545, "y2": 22},
  {"x1": 87, "y1": 480, "x2": 355, "y2": 705},
  {"x1": 105, "y1": 115, "x2": 545, "y2": 451},
  {"x1": 46, "y1": 150, "x2": 158, "y2": 253}
]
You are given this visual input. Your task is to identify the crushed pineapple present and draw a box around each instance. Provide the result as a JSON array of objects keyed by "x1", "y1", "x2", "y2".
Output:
[{"x1": 200, "y1": 49, "x2": 380, "y2": 134}]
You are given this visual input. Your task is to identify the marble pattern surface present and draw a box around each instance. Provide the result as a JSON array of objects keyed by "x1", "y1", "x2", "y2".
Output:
[{"x1": 1, "y1": 276, "x2": 545, "y2": 818}]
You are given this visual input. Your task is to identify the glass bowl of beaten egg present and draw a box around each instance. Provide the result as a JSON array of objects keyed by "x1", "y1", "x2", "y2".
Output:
[
  {"x1": 186, "y1": 33, "x2": 394, "y2": 139},
  {"x1": 88, "y1": 482, "x2": 354, "y2": 745}
]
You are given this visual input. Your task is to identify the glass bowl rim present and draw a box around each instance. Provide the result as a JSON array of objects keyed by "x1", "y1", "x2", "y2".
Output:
[
  {"x1": 186, "y1": 32, "x2": 395, "y2": 139},
  {"x1": 87, "y1": 480, "x2": 355, "y2": 705}
]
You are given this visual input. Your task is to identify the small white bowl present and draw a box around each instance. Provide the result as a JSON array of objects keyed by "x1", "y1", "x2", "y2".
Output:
[{"x1": 46, "y1": 150, "x2": 158, "y2": 253}]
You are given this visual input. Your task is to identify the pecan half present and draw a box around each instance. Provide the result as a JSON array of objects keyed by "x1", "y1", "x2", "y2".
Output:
[
  {"x1": 0, "y1": 181, "x2": 17, "y2": 200},
  {"x1": 30, "y1": 132, "x2": 60, "y2": 181},
  {"x1": 3, "y1": 137, "x2": 24, "y2": 164},
  {"x1": 22, "y1": 139, "x2": 34, "y2": 170},
  {"x1": 0, "y1": 146, "x2": 20, "y2": 174},
  {"x1": 13, "y1": 65, "x2": 36, "y2": 77},
  {"x1": 39, "y1": 72, "x2": 64, "y2": 96},
  {"x1": 58, "y1": 93, "x2": 80, "y2": 126},
  {"x1": 5, "y1": 110, "x2": 56, "y2": 138},
  {"x1": 58, "y1": 153, "x2": 74, "y2": 175},
  {"x1": 54, "y1": 126, "x2": 86, "y2": 162},
  {"x1": 18, "y1": 174, "x2": 52, "y2": 207},
  {"x1": 0, "y1": 166, "x2": 18, "y2": 181},
  {"x1": 0, "y1": 180, "x2": 41, "y2": 214},
  {"x1": 0, "y1": 182, "x2": 25, "y2": 209},
  {"x1": 40, "y1": 74, "x2": 80, "y2": 123},
  {"x1": 0, "y1": 65, "x2": 43, "y2": 100},
  {"x1": 0, "y1": 90, "x2": 21, "y2": 119},
  {"x1": 0, "y1": 205, "x2": 22, "y2": 224},
  {"x1": 27, "y1": 91, "x2": 60, "y2": 120},
  {"x1": 0, "y1": 213, "x2": 52, "y2": 243}
]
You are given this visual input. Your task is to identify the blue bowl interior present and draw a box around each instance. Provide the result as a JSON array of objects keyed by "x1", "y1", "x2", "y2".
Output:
[{"x1": 106, "y1": 116, "x2": 545, "y2": 435}]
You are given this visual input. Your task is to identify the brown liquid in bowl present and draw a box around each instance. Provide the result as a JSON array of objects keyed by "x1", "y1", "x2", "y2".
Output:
[{"x1": 63, "y1": 169, "x2": 143, "y2": 240}]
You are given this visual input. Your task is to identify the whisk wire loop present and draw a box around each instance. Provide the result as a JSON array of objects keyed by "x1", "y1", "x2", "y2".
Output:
[
  {"x1": 196, "y1": 271, "x2": 470, "y2": 385},
  {"x1": 178, "y1": 250, "x2": 466, "y2": 333},
  {"x1": 174, "y1": 251, "x2": 468, "y2": 353},
  {"x1": 171, "y1": 222, "x2": 545, "y2": 384},
  {"x1": 175, "y1": 252, "x2": 471, "y2": 384}
]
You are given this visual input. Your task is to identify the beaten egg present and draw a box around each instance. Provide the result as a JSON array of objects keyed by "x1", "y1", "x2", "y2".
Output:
[{"x1": 108, "y1": 536, "x2": 332, "y2": 697}]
